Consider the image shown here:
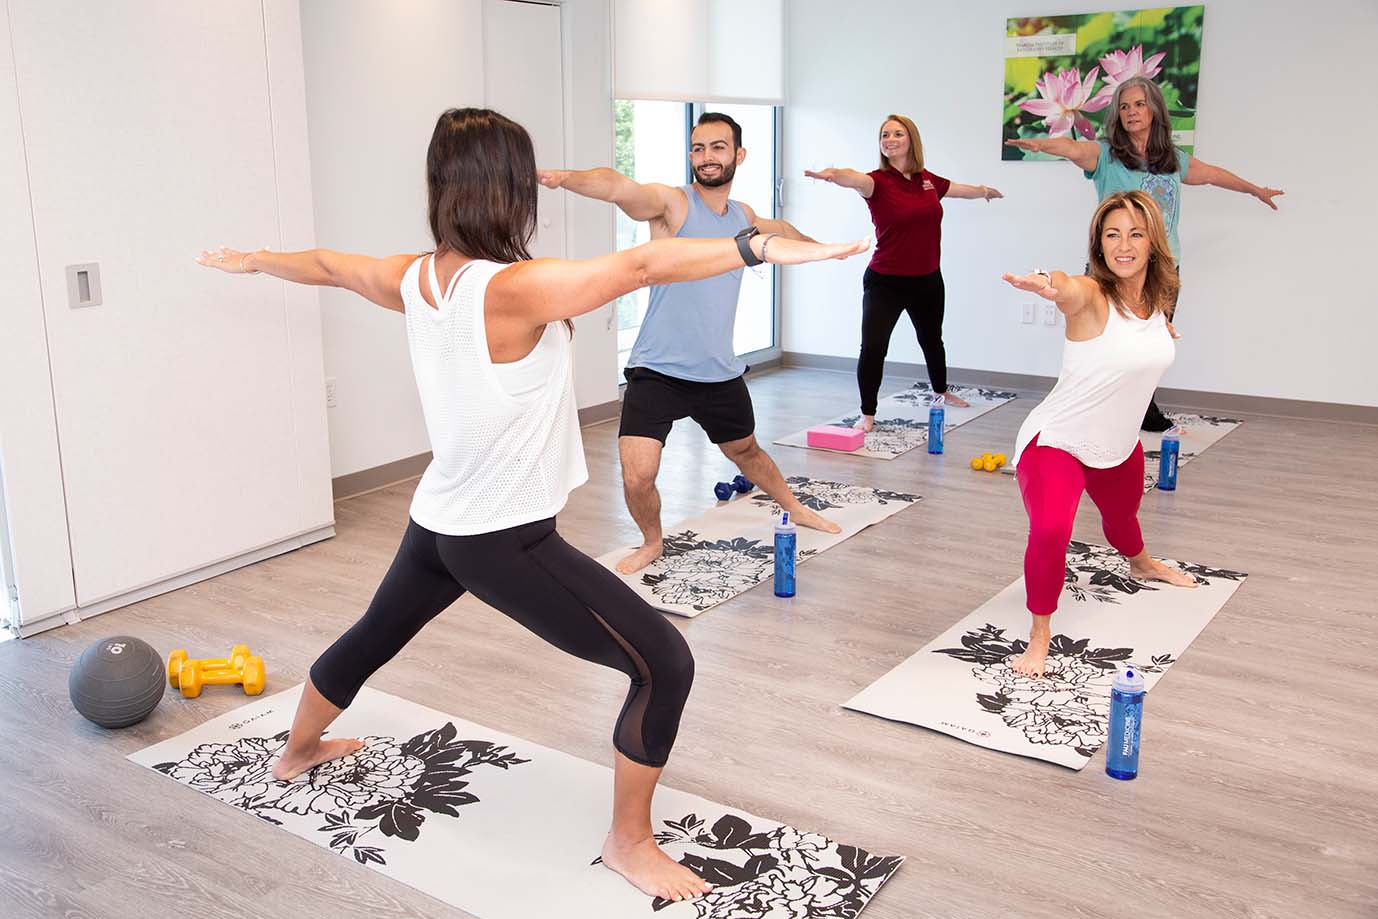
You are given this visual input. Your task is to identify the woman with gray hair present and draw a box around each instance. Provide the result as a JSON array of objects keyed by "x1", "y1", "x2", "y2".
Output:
[{"x1": 1007, "y1": 76, "x2": 1282, "y2": 430}]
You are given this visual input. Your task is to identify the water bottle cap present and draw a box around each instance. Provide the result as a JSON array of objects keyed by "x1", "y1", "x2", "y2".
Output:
[
  {"x1": 1112, "y1": 665, "x2": 1146, "y2": 693},
  {"x1": 776, "y1": 511, "x2": 795, "y2": 531},
  {"x1": 1162, "y1": 425, "x2": 1181, "y2": 440}
]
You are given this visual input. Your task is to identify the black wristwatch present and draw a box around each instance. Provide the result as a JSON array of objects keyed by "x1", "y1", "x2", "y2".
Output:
[{"x1": 735, "y1": 225, "x2": 762, "y2": 266}]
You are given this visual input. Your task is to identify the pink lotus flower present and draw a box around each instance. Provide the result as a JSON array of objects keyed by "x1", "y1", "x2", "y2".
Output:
[
  {"x1": 1018, "y1": 67, "x2": 1111, "y2": 140},
  {"x1": 1091, "y1": 44, "x2": 1166, "y2": 106}
]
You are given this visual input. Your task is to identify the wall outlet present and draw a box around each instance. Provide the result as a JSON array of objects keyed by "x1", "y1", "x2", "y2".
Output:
[
  {"x1": 325, "y1": 377, "x2": 338, "y2": 408},
  {"x1": 1042, "y1": 303, "x2": 1059, "y2": 326},
  {"x1": 1021, "y1": 303, "x2": 1035, "y2": 324}
]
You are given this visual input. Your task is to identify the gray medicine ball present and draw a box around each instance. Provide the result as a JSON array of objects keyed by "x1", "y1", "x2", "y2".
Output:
[{"x1": 69, "y1": 635, "x2": 165, "y2": 728}]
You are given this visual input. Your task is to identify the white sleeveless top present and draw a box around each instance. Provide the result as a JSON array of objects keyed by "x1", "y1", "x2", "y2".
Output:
[
  {"x1": 402, "y1": 256, "x2": 588, "y2": 535},
  {"x1": 1014, "y1": 300, "x2": 1175, "y2": 469}
]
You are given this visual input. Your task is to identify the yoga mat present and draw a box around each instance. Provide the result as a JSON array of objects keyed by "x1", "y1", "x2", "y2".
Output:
[
  {"x1": 1002, "y1": 413, "x2": 1245, "y2": 492},
  {"x1": 131, "y1": 685, "x2": 903, "y2": 919},
  {"x1": 843, "y1": 541, "x2": 1247, "y2": 769},
  {"x1": 774, "y1": 382, "x2": 1017, "y2": 460},
  {"x1": 595, "y1": 476, "x2": 920, "y2": 617}
]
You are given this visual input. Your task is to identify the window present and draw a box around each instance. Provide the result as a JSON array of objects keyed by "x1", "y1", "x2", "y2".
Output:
[{"x1": 614, "y1": 100, "x2": 781, "y2": 380}]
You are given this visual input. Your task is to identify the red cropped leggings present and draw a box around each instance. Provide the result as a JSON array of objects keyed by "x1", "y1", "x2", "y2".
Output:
[{"x1": 1016, "y1": 434, "x2": 1146, "y2": 615}]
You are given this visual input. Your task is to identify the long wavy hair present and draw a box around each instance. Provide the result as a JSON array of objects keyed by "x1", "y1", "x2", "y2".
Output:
[
  {"x1": 876, "y1": 114, "x2": 924, "y2": 175},
  {"x1": 1086, "y1": 190, "x2": 1179, "y2": 318},
  {"x1": 1103, "y1": 77, "x2": 1179, "y2": 174}
]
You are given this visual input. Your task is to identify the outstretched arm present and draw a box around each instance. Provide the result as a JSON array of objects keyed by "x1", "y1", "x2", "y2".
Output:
[
  {"x1": 1184, "y1": 157, "x2": 1283, "y2": 210},
  {"x1": 1004, "y1": 137, "x2": 1101, "y2": 172},
  {"x1": 489, "y1": 235, "x2": 871, "y2": 327},
  {"x1": 538, "y1": 167, "x2": 685, "y2": 224},
  {"x1": 802, "y1": 167, "x2": 875, "y2": 198},
  {"x1": 195, "y1": 246, "x2": 415, "y2": 312},
  {"x1": 946, "y1": 183, "x2": 1004, "y2": 202},
  {"x1": 1002, "y1": 269, "x2": 1098, "y2": 320},
  {"x1": 739, "y1": 203, "x2": 816, "y2": 243}
]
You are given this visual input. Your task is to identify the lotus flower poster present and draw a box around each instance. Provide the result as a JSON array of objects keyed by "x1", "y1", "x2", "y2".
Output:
[{"x1": 1002, "y1": 6, "x2": 1205, "y2": 159}]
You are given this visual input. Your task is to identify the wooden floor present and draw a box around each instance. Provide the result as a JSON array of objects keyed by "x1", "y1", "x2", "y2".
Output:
[{"x1": 3, "y1": 366, "x2": 1376, "y2": 919}]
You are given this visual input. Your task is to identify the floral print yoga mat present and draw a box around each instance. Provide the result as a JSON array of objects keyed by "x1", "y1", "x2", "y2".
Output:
[
  {"x1": 131, "y1": 686, "x2": 903, "y2": 919},
  {"x1": 843, "y1": 542, "x2": 1247, "y2": 769},
  {"x1": 594, "y1": 476, "x2": 920, "y2": 617}
]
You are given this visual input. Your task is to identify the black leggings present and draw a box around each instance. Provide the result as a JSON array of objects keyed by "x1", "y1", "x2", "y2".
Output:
[
  {"x1": 310, "y1": 518, "x2": 694, "y2": 768},
  {"x1": 858, "y1": 268, "x2": 947, "y2": 415}
]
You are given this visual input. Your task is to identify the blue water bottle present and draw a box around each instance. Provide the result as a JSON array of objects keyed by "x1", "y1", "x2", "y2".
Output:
[
  {"x1": 773, "y1": 511, "x2": 797, "y2": 598},
  {"x1": 1157, "y1": 426, "x2": 1180, "y2": 491},
  {"x1": 1105, "y1": 666, "x2": 1146, "y2": 780},
  {"x1": 927, "y1": 396, "x2": 945, "y2": 454}
]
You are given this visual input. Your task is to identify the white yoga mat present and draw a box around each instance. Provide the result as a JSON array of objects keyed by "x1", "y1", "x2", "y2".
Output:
[
  {"x1": 130, "y1": 685, "x2": 903, "y2": 919},
  {"x1": 595, "y1": 476, "x2": 920, "y2": 617},
  {"x1": 843, "y1": 541, "x2": 1247, "y2": 769},
  {"x1": 774, "y1": 382, "x2": 1018, "y2": 460},
  {"x1": 1002, "y1": 413, "x2": 1244, "y2": 492}
]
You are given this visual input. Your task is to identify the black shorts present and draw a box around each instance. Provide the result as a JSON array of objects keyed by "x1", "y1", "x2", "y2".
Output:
[{"x1": 619, "y1": 366, "x2": 755, "y2": 445}]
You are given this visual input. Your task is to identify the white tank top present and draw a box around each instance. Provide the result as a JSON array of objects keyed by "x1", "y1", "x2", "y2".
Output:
[
  {"x1": 1014, "y1": 300, "x2": 1175, "y2": 468},
  {"x1": 402, "y1": 255, "x2": 588, "y2": 535}
]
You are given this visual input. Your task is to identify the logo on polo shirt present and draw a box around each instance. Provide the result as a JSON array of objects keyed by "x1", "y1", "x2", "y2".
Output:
[{"x1": 922, "y1": 179, "x2": 935, "y2": 191}]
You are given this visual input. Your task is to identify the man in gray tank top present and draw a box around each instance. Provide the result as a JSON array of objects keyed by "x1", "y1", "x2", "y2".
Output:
[{"x1": 542, "y1": 113, "x2": 842, "y2": 574}]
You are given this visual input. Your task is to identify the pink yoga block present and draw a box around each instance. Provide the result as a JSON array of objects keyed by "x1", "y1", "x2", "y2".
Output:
[{"x1": 807, "y1": 425, "x2": 866, "y2": 451}]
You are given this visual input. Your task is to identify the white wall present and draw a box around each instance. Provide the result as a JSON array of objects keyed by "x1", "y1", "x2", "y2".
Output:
[
  {"x1": 302, "y1": 0, "x2": 618, "y2": 480},
  {"x1": 782, "y1": 0, "x2": 1378, "y2": 408}
]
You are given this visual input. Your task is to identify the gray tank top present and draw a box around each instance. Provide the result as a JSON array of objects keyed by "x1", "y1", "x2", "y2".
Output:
[{"x1": 626, "y1": 185, "x2": 749, "y2": 382}]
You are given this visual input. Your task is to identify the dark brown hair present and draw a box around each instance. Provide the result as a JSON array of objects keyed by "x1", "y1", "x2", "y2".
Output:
[
  {"x1": 1086, "y1": 190, "x2": 1179, "y2": 318},
  {"x1": 1104, "y1": 77, "x2": 1179, "y2": 174},
  {"x1": 426, "y1": 108, "x2": 537, "y2": 264},
  {"x1": 876, "y1": 114, "x2": 924, "y2": 175},
  {"x1": 696, "y1": 112, "x2": 743, "y2": 148}
]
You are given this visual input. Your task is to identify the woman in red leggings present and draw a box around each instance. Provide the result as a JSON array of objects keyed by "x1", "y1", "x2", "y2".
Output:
[{"x1": 1003, "y1": 189, "x2": 1196, "y2": 678}]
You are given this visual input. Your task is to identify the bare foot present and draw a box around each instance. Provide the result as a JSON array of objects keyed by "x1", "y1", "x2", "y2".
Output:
[
  {"x1": 938, "y1": 391, "x2": 970, "y2": 408},
  {"x1": 601, "y1": 834, "x2": 713, "y2": 902},
  {"x1": 1008, "y1": 618, "x2": 1052, "y2": 678},
  {"x1": 1130, "y1": 556, "x2": 1197, "y2": 588},
  {"x1": 616, "y1": 541, "x2": 663, "y2": 575},
  {"x1": 788, "y1": 504, "x2": 842, "y2": 535},
  {"x1": 272, "y1": 737, "x2": 364, "y2": 781},
  {"x1": 852, "y1": 414, "x2": 875, "y2": 433}
]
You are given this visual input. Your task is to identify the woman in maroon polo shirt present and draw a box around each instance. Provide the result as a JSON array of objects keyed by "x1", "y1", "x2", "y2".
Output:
[{"x1": 807, "y1": 113, "x2": 1002, "y2": 428}]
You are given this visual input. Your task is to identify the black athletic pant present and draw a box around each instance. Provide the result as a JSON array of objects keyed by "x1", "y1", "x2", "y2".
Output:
[
  {"x1": 310, "y1": 517, "x2": 693, "y2": 768},
  {"x1": 858, "y1": 268, "x2": 947, "y2": 415}
]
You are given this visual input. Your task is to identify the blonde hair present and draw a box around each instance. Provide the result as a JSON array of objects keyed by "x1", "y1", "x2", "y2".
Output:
[
  {"x1": 877, "y1": 114, "x2": 924, "y2": 175},
  {"x1": 1086, "y1": 190, "x2": 1179, "y2": 318}
]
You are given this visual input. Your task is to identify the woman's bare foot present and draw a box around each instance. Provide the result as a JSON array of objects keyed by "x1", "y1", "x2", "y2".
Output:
[
  {"x1": 616, "y1": 541, "x2": 663, "y2": 575},
  {"x1": 272, "y1": 737, "x2": 364, "y2": 781},
  {"x1": 1007, "y1": 616, "x2": 1052, "y2": 678},
  {"x1": 1129, "y1": 555, "x2": 1197, "y2": 588},
  {"x1": 852, "y1": 414, "x2": 875, "y2": 433},
  {"x1": 938, "y1": 390, "x2": 970, "y2": 408},
  {"x1": 787, "y1": 504, "x2": 842, "y2": 535},
  {"x1": 601, "y1": 833, "x2": 713, "y2": 902}
]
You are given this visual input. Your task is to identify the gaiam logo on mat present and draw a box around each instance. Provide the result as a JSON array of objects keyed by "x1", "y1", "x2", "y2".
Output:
[
  {"x1": 229, "y1": 710, "x2": 275, "y2": 731},
  {"x1": 941, "y1": 721, "x2": 991, "y2": 738}
]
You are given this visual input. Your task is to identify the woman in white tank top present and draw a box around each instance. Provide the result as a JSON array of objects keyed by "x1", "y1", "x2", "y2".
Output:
[
  {"x1": 197, "y1": 108, "x2": 868, "y2": 904},
  {"x1": 1001, "y1": 190, "x2": 1198, "y2": 680}
]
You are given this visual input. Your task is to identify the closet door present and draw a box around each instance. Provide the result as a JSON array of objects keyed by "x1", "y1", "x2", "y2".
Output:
[
  {"x1": 484, "y1": 0, "x2": 567, "y2": 259},
  {"x1": 11, "y1": 1, "x2": 310, "y2": 605}
]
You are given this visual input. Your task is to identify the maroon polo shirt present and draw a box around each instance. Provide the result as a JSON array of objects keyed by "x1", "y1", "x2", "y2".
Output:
[{"x1": 864, "y1": 167, "x2": 951, "y2": 276}]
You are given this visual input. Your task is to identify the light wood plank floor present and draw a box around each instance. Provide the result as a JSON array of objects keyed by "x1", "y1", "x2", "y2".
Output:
[{"x1": 3, "y1": 366, "x2": 1376, "y2": 919}]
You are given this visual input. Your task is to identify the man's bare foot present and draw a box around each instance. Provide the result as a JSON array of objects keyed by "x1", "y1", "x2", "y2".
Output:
[
  {"x1": 1129, "y1": 556, "x2": 1197, "y2": 588},
  {"x1": 616, "y1": 542, "x2": 663, "y2": 575},
  {"x1": 1008, "y1": 617, "x2": 1052, "y2": 678},
  {"x1": 938, "y1": 391, "x2": 970, "y2": 408},
  {"x1": 272, "y1": 737, "x2": 364, "y2": 781},
  {"x1": 852, "y1": 414, "x2": 875, "y2": 433},
  {"x1": 601, "y1": 834, "x2": 713, "y2": 902},
  {"x1": 787, "y1": 504, "x2": 842, "y2": 535}
]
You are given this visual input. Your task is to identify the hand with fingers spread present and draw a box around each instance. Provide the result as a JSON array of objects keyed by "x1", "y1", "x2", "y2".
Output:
[
  {"x1": 1253, "y1": 186, "x2": 1284, "y2": 210},
  {"x1": 1003, "y1": 271, "x2": 1059, "y2": 301}
]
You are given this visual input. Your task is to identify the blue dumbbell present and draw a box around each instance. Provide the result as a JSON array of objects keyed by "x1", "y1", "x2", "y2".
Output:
[{"x1": 714, "y1": 475, "x2": 754, "y2": 501}]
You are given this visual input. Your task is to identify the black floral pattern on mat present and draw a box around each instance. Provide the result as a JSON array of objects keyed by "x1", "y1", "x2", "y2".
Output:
[
  {"x1": 154, "y1": 724, "x2": 528, "y2": 866},
  {"x1": 891, "y1": 382, "x2": 1018, "y2": 406},
  {"x1": 594, "y1": 813, "x2": 902, "y2": 917},
  {"x1": 934, "y1": 623, "x2": 1175, "y2": 758},
  {"x1": 1063, "y1": 540, "x2": 1243, "y2": 605},
  {"x1": 640, "y1": 530, "x2": 803, "y2": 611},
  {"x1": 837, "y1": 416, "x2": 930, "y2": 456},
  {"x1": 750, "y1": 476, "x2": 919, "y2": 512}
]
